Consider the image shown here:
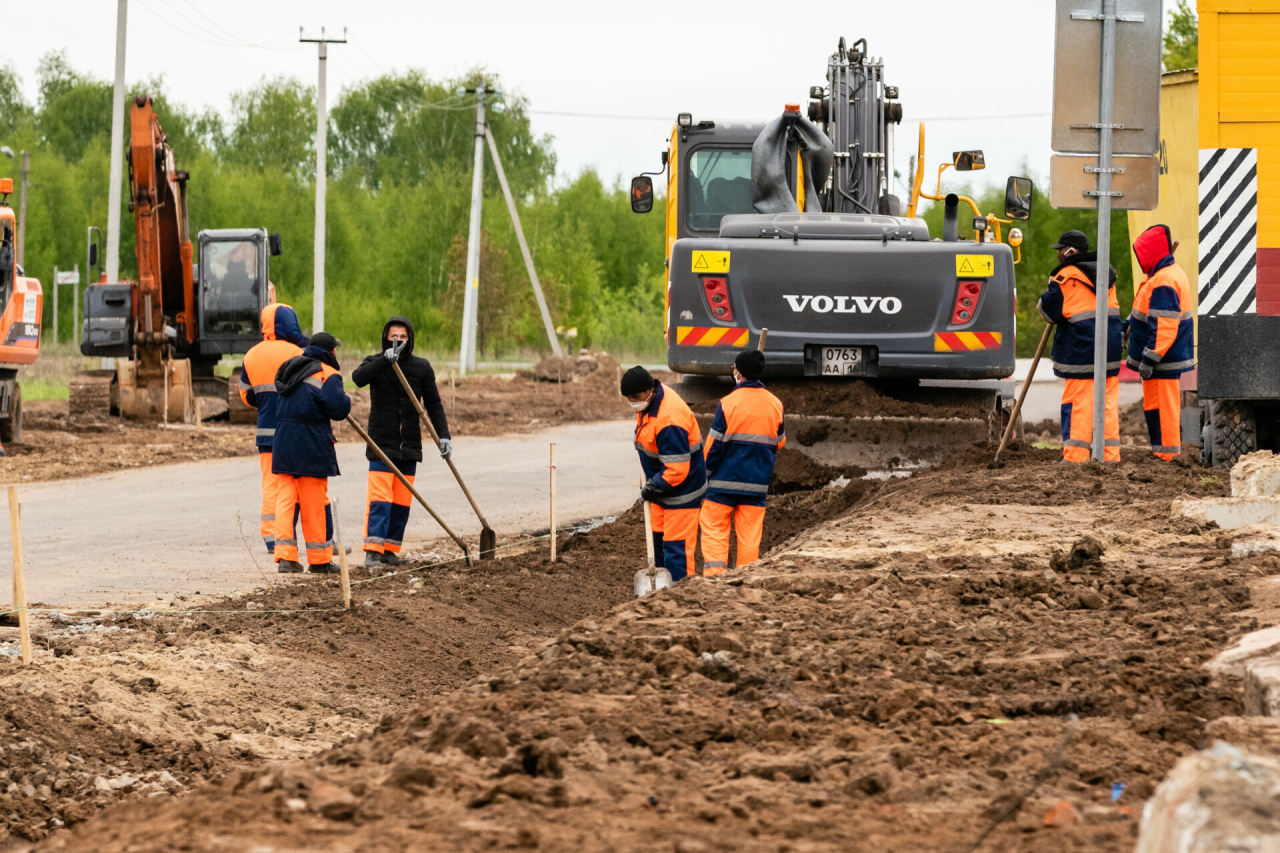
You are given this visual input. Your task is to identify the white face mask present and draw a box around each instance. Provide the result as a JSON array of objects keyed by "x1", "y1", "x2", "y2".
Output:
[{"x1": 629, "y1": 399, "x2": 650, "y2": 413}]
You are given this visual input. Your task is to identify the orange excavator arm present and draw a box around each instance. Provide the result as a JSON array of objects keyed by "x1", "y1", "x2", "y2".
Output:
[{"x1": 128, "y1": 96, "x2": 196, "y2": 348}]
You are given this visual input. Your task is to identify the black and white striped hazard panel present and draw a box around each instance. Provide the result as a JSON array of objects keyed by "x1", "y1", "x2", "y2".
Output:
[{"x1": 1199, "y1": 147, "x2": 1258, "y2": 316}]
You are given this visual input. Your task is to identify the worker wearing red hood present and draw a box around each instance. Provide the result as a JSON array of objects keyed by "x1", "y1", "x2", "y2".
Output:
[{"x1": 1128, "y1": 225, "x2": 1194, "y2": 460}]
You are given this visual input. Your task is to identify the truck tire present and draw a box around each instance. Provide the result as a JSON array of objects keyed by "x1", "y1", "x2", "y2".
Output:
[
  {"x1": 0, "y1": 383, "x2": 22, "y2": 446},
  {"x1": 1209, "y1": 400, "x2": 1257, "y2": 468}
]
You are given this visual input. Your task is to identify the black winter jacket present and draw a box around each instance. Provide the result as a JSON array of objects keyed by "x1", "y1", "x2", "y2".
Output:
[{"x1": 351, "y1": 316, "x2": 450, "y2": 463}]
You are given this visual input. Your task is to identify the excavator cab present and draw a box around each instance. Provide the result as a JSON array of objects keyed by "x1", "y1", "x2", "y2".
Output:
[{"x1": 196, "y1": 228, "x2": 272, "y2": 355}]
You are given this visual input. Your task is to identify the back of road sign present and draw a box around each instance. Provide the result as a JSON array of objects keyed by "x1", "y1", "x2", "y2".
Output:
[{"x1": 1051, "y1": 0, "x2": 1162, "y2": 156}]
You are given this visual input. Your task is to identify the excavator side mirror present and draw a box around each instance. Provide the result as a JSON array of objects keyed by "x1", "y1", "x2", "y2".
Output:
[
  {"x1": 952, "y1": 150, "x2": 985, "y2": 171},
  {"x1": 630, "y1": 176, "x2": 654, "y2": 214},
  {"x1": 268, "y1": 233, "x2": 283, "y2": 256},
  {"x1": 1005, "y1": 176, "x2": 1034, "y2": 221},
  {"x1": 88, "y1": 243, "x2": 99, "y2": 266}
]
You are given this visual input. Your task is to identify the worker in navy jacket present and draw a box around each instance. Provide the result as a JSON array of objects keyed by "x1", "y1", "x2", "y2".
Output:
[{"x1": 270, "y1": 332, "x2": 352, "y2": 573}]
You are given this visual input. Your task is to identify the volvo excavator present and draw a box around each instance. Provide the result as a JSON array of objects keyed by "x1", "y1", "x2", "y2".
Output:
[
  {"x1": 631, "y1": 38, "x2": 1035, "y2": 469},
  {"x1": 71, "y1": 95, "x2": 280, "y2": 422},
  {"x1": 0, "y1": 178, "x2": 43, "y2": 445}
]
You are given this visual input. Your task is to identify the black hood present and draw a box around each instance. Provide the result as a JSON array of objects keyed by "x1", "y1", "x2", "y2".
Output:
[
  {"x1": 1051, "y1": 251, "x2": 1117, "y2": 290},
  {"x1": 275, "y1": 345, "x2": 339, "y2": 396},
  {"x1": 381, "y1": 316, "x2": 415, "y2": 358}
]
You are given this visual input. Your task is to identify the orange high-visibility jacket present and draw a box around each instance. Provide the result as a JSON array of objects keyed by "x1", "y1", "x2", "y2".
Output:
[
  {"x1": 703, "y1": 381, "x2": 786, "y2": 507},
  {"x1": 634, "y1": 382, "x2": 707, "y2": 509},
  {"x1": 239, "y1": 304, "x2": 306, "y2": 448}
]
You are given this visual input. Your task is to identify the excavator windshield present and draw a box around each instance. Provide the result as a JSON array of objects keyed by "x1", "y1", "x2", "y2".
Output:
[
  {"x1": 200, "y1": 238, "x2": 262, "y2": 336},
  {"x1": 687, "y1": 148, "x2": 754, "y2": 231},
  {"x1": 0, "y1": 222, "x2": 13, "y2": 316}
]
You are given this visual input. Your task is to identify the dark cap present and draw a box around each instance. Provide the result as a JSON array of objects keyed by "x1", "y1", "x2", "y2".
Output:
[
  {"x1": 734, "y1": 349, "x2": 765, "y2": 381},
  {"x1": 1050, "y1": 230, "x2": 1089, "y2": 252},
  {"x1": 310, "y1": 331, "x2": 341, "y2": 352},
  {"x1": 620, "y1": 365, "x2": 655, "y2": 396}
]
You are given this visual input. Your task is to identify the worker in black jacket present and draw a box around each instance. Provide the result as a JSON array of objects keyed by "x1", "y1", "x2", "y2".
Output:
[{"x1": 351, "y1": 316, "x2": 451, "y2": 568}]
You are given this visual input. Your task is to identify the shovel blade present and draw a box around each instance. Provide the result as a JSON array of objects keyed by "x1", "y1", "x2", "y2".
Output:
[
  {"x1": 654, "y1": 568, "x2": 673, "y2": 590},
  {"x1": 479, "y1": 526, "x2": 497, "y2": 560},
  {"x1": 634, "y1": 568, "x2": 654, "y2": 597}
]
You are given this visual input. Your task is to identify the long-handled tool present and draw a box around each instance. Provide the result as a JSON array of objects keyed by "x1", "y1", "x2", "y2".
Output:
[
  {"x1": 390, "y1": 361, "x2": 496, "y2": 559},
  {"x1": 757, "y1": 327, "x2": 769, "y2": 351},
  {"x1": 634, "y1": 475, "x2": 673, "y2": 596},
  {"x1": 346, "y1": 416, "x2": 475, "y2": 566},
  {"x1": 993, "y1": 323, "x2": 1054, "y2": 466}
]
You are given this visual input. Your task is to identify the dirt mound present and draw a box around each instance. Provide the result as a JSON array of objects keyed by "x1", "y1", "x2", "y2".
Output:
[
  {"x1": 769, "y1": 448, "x2": 865, "y2": 495},
  {"x1": 689, "y1": 378, "x2": 981, "y2": 420},
  {"x1": 527, "y1": 352, "x2": 615, "y2": 383}
]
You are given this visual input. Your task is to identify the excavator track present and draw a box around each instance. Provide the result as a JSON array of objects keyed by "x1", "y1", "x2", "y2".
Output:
[{"x1": 69, "y1": 370, "x2": 116, "y2": 420}]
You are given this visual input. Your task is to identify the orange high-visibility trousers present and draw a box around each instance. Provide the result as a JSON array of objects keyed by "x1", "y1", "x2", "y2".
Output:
[
  {"x1": 273, "y1": 475, "x2": 334, "y2": 566},
  {"x1": 1062, "y1": 376, "x2": 1120, "y2": 462},
  {"x1": 699, "y1": 500, "x2": 766, "y2": 576},
  {"x1": 1143, "y1": 377, "x2": 1181, "y2": 461},
  {"x1": 649, "y1": 503, "x2": 700, "y2": 582},
  {"x1": 258, "y1": 451, "x2": 296, "y2": 554},
  {"x1": 363, "y1": 460, "x2": 416, "y2": 554}
]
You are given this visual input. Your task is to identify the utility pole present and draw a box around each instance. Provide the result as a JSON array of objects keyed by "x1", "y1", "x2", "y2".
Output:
[
  {"x1": 1089, "y1": 0, "x2": 1117, "y2": 462},
  {"x1": 458, "y1": 85, "x2": 487, "y2": 376},
  {"x1": 299, "y1": 26, "x2": 346, "y2": 334},
  {"x1": 106, "y1": 0, "x2": 127, "y2": 282},
  {"x1": 15, "y1": 151, "x2": 28, "y2": 267}
]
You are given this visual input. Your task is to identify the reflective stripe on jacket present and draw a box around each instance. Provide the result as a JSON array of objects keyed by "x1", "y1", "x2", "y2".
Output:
[
  {"x1": 1127, "y1": 259, "x2": 1194, "y2": 377},
  {"x1": 635, "y1": 382, "x2": 707, "y2": 509},
  {"x1": 1036, "y1": 254, "x2": 1123, "y2": 378},
  {"x1": 271, "y1": 347, "x2": 352, "y2": 479},
  {"x1": 703, "y1": 381, "x2": 786, "y2": 507}
]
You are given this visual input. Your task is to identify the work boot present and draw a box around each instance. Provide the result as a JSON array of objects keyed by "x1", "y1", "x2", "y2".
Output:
[
  {"x1": 308, "y1": 562, "x2": 341, "y2": 574},
  {"x1": 364, "y1": 551, "x2": 383, "y2": 570},
  {"x1": 276, "y1": 560, "x2": 304, "y2": 574},
  {"x1": 380, "y1": 552, "x2": 406, "y2": 567}
]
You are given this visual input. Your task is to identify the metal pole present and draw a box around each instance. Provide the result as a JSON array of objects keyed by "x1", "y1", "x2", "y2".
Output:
[
  {"x1": 16, "y1": 151, "x2": 28, "y2": 267},
  {"x1": 52, "y1": 267, "x2": 58, "y2": 346},
  {"x1": 106, "y1": 0, "x2": 127, "y2": 282},
  {"x1": 313, "y1": 41, "x2": 327, "y2": 333},
  {"x1": 484, "y1": 127, "x2": 561, "y2": 358},
  {"x1": 459, "y1": 89, "x2": 486, "y2": 376},
  {"x1": 1091, "y1": 0, "x2": 1117, "y2": 462}
]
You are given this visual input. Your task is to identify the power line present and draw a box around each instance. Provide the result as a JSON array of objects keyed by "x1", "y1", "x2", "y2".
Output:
[
  {"x1": 180, "y1": 0, "x2": 297, "y2": 48},
  {"x1": 136, "y1": 0, "x2": 304, "y2": 52},
  {"x1": 349, "y1": 35, "x2": 386, "y2": 77}
]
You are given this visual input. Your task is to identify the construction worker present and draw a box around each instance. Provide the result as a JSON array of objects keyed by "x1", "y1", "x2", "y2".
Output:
[
  {"x1": 1128, "y1": 225, "x2": 1194, "y2": 460},
  {"x1": 351, "y1": 316, "x2": 451, "y2": 568},
  {"x1": 271, "y1": 332, "x2": 351, "y2": 573},
  {"x1": 239, "y1": 303, "x2": 308, "y2": 555},
  {"x1": 1037, "y1": 229, "x2": 1122, "y2": 462},
  {"x1": 622, "y1": 366, "x2": 707, "y2": 581},
  {"x1": 700, "y1": 349, "x2": 785, "y2": 576}
]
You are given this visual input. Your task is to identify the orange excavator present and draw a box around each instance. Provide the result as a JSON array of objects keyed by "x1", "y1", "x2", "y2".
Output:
[
  {"x1": 0, "y1": 178, "x2": 43, "y2": 446},
  {"x1": 73, "y1": 95, "x2": 280, "y2": 421}
]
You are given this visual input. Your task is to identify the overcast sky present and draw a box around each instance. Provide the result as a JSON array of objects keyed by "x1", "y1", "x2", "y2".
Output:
[{"x1": 7, "y1": 1, "x2": 1171, "y2": 197}]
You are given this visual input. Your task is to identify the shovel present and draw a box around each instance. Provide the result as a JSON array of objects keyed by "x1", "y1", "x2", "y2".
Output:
[
  {"x1": 346, "y1": 416, "x2": 475, "y2": 567},
  {"x1": 390, "y1": 361, "x2": 497, "y2": 559},
  {"x1": 993, "y1": 323, "x2": 1053, "y2": 466},
  {"x1": 634, "y1": 476, "x2": 673, "y2": 596}
]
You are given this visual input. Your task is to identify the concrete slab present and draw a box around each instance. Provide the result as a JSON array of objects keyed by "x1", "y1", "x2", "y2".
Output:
[
  {"x1": 1208, "y1": 624, "x2": 1280, "y2": 678},
  {"x1": 1136, "y1": 743, "x2": 1280, "y2": 852},
  {"x1": 1232, "y1": 451, "x2": 1280, "y2": 498},
  {"x1": 1172, "y1": 496, "x2": 1280, "y2": 529}
]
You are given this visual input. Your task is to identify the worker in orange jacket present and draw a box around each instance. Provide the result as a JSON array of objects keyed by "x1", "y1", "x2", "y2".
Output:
[
  {"x1": 622, "y1": 366, "x2": 707, "y2": 582},
  {"x1": 700, "y1": 350, "x2": 785, "y2": 576},
  {"x1": 1128, "y1": 225, "x2": 1194, "y2": 460},
  {"x1": 239, "y1": 303, "x2": 308, "y2": 554},
  {"x1": 1036, "y1": 230, "x2": 1123, "y2": 462},
  {"x1": 271, "y1": 333, "x2": 352, "y2": 573}
]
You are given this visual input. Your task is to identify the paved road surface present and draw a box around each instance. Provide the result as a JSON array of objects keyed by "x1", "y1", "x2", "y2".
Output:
[{"x1": 1, "y1": 421, "x2": 637, "y2": 608}]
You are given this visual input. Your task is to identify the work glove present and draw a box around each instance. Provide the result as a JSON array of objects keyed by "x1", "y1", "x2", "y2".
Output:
[
  {"x1": 640, "y1": 481, "x2": 665, "y2": 503},
  {"x1": 382, "y1": 340, "x2": 407, "y2": 363},
  {"x1": 1138, "y1": 361, "x2": 1156, "y2": 381},
  {"x1": 439, "y1": 438, "x2": 453, "y2": 460}
]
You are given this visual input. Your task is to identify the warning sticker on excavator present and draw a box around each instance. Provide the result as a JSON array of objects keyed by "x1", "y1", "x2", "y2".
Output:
[
  {"x1": 691, "y1": 251, "x2": 730, "y2": 274},
  {"x1": 955, "y1": 255, "x2": 994, "y2": 277}
]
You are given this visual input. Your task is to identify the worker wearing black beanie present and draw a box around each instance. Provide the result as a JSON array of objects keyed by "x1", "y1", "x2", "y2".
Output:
[
  {"x1": 701, "y1": 348, "x2": 786, "y2": 576},
  {"x1": 625, "y1": 366, "x2": 706, "y2": 583}
]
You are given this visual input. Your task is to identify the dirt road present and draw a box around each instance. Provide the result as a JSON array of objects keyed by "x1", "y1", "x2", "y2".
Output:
[{"x1": 1, "y1": 421, "x2": 637, "y2": 607}]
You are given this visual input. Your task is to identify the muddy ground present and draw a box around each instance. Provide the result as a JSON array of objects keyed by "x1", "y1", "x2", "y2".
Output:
[
  {"x1": 6, "y1": 437, "x2": 1271, "y2": 852},
  {"x1": 2, "y1": 356, "x2": 650, "y2": 484}
]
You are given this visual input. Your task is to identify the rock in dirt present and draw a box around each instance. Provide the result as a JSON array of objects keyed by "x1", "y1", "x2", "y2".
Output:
[
  {"x1": 1049, "y1": 536, "x2": 1105, "y2": 573},
  {"x1": 1231, "y1": 451, "x2": 1280, "y2": 498},
  {"x1": 308, "y1": 781, "x2": 358, "y2": 820},
  {"x1": 1136, "y1": 743, "x2": 1280, "y2": 852},
  {"x1": 529, "y1": 353, "x2": 605, "y2": 383}
]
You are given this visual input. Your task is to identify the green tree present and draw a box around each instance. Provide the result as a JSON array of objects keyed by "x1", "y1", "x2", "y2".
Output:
[
  {"x1": 0, "y1": 63, "x2": 32, "y2": 136},
  {"x1": 35, "y1": 51, "x2": 112, "y2": 160},
  {"x1": 1163, "y1": 0, "x2": 1198, "y2": 71},
  {"x1": 224, "y1": 78, "x2": 315, "y2": 177}
]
